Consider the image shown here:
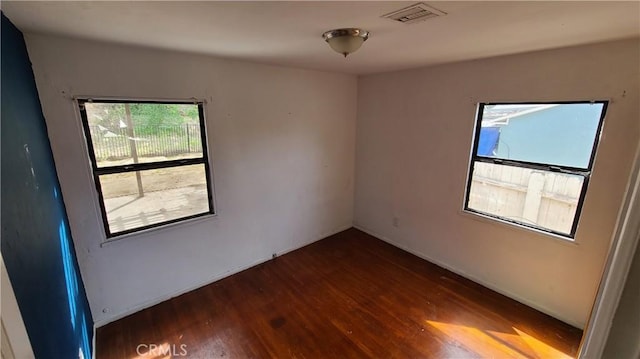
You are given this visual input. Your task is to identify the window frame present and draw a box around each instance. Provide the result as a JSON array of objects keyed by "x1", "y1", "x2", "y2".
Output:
[
  {"x1": 77, "y1": 98, "x2": 215, "y2": 239},
  {"x1": 463, "y1": 101, "x2": 608, "y2": 239}
]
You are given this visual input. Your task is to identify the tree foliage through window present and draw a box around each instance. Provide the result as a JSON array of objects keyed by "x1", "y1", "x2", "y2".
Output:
[{"x1": 86, "y1": 103, "x2": 199, "y2": 136}]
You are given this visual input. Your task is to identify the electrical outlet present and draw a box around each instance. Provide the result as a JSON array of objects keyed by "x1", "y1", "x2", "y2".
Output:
[{"x1": 272, "y1": 253, "x2": 277, "y2": 259}]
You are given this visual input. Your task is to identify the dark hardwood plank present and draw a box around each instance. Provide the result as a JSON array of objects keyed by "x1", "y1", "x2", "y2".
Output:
[{"x1": 97, "y1": 228, "x2": 582, "y2": 358}]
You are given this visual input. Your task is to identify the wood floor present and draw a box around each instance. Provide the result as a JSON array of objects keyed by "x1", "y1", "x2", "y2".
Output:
[{"x1": 97, "y1": 229, "x2": 582, "y2": 358}]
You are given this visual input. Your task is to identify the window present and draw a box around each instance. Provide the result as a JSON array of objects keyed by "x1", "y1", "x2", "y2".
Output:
[
  {"x1": 464, "y1": 102, "x2": 607, "y2": 238},
  {"x1": 78, "y1": 99, "x2": 214, "y2": 238}
]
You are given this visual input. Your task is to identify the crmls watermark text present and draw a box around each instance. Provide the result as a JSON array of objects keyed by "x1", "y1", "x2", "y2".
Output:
[{"x1": 136, "y1": 343, "x2": 188, "y2": 357}]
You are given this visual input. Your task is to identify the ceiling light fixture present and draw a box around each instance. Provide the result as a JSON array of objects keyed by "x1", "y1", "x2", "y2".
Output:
[{"x1": 322, "y1": 28, "x2": 370, "y2": 57}]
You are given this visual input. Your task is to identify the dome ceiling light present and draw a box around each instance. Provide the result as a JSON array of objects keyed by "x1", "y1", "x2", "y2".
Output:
[{"x1": 322, "y1": 28, "x2": 370, "y2": 58}]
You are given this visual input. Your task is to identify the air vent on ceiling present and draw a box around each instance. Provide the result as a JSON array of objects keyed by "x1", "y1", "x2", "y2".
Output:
[{"x1": 382, "y1": 2, "x2": 446, "y2": 24}]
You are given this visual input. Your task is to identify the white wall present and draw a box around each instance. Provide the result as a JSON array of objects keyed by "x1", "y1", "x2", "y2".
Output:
[
  {"x1": 354, "y1": 39, "x2": 639, "y2": 328},
  {"x1": 1, "y1": 255, "x2": 35, "y2": 359},
  {"x1": 24, "y1": 34, "x2": 357, "y2": 325}
]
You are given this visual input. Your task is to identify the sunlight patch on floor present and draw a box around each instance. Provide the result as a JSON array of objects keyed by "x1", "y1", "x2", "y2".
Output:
[{"x1": 427, "y1": 320, "x2": 574, "y2": 359}]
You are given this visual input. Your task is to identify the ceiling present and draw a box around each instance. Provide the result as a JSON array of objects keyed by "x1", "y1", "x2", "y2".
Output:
[{"x1": 3, "y1": 1, "x2": 639, "y2": 75}]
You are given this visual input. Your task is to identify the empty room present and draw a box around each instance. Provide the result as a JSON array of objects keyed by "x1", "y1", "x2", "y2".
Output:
[{"x1": 2, "y1": 1, "x2": 639, "y2": 358}]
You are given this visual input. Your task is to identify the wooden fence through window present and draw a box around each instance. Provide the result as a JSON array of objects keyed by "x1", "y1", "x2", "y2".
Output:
[{"x1": 88, "y1": 124, "x2": 202, "y2": 160}]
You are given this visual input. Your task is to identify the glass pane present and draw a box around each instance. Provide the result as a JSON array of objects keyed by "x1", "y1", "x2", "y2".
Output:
[
  {"x1": 84, "y1": 102, "x2": 203, "y2": 168},
  {"x1": 477, "y1": 103, "x2": 604, "y2": 169},
  {"x1": 100, "y1": 164, "x2": 210, "y2": 235},
  {"x1": 467, "y1": 162, "x2": 584, "y2": 236}
]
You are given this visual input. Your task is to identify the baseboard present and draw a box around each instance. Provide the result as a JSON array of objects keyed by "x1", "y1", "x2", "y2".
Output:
[
  {"x1": 353, "y1": 224, "x2": 584, "y2": 329},
  {"x1": 94, "y1": 224, "x2": 353, "y2": 328}
]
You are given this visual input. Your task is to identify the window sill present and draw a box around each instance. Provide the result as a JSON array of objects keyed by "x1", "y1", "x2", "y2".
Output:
[
  {"x1": 459, "y1": 209, "x2": 580, "y2": 246},
  {"x1": 99, "y1": 212, "x2": 217, "y2": 247}
]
